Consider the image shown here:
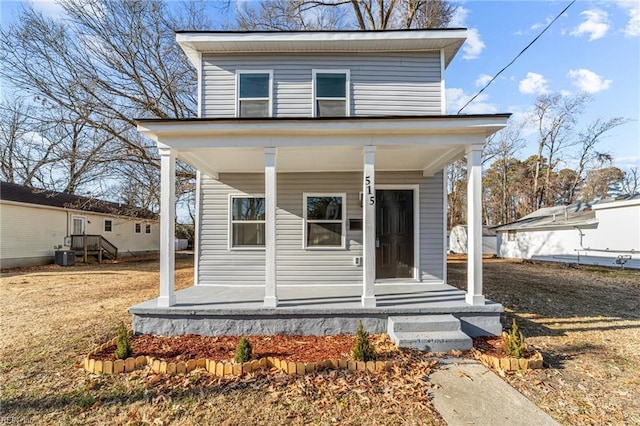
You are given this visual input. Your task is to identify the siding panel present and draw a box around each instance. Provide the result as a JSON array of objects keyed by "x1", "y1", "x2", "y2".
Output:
[
  {"x1": 197, "y1": 171, "x2": 444, "y2": 286},
  {"x1": 201, "y1": 53, "x2": 442, "y2": 118}
]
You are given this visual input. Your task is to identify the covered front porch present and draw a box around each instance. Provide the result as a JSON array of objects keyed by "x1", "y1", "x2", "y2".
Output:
[{"x1": 136, "y1": 114, "x2": 509, "y2": 317}]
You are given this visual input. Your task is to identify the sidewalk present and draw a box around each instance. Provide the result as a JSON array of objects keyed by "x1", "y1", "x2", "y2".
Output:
[{"x1": 429, "y1": 359, "x2": 560, "y2": 426}]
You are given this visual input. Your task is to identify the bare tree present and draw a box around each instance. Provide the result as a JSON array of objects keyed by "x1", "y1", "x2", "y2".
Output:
[
  {"x1": 236, "y1": 0, "x2": 456, "y2": 31},
  {"x1": 0, "y1": 0, "x2": 212, "y2": 201},
  {"x1": 565, "y1": 117, "x2": 628, "y2": 203},
  {"x1": 531, "y1": 93, "x2": 590, "y2": 209},
  {"x1": 620, "y1": 167, "x2": 639, "y2": 195}
]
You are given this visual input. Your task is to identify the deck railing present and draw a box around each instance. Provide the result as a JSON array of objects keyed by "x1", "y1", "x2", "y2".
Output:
[{"x1": 70, "y1": 234, "x2": 118, "y2": 262}]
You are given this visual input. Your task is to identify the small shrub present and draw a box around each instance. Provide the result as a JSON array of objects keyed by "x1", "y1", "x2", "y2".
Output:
[
  {"x1": 114, "y1": 322, "x2": 132, "y2": 360},
  {"x1": 352, "y1": 321, "x2": 376, "y2": 362},
  {"x1": 503, "y1": 318, "x2": 527, "y2": 358},
  {"x1": 234, "y1": 336, "x2": 252, "y2": 363}
]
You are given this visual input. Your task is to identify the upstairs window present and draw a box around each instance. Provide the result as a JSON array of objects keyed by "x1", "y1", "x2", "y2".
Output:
[
  {"x1": 145, "y1": 224, "x2": 151, "y2": 234},
  {"x1": 304, "y1": 194, "x2": 346, "y2": 249},
  {"x1": 314, "y1": 71, "x2": 349, "y2": 117},
  {"x1": 134, "y1": 223, "x2": 142, "y2": 234},
  {"x1": 104, "y1": 219, "x2": 113, "y2": 233},
  {"x1": 230, "y1": 196, "x2": 266, "y2": 248},
  {"x1": 237, "y1": 71, "x2": 272, "y2": 118}
]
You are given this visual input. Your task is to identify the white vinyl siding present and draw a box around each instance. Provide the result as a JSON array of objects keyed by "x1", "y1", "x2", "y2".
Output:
[
  {"x1": 197, "y1": 170, "x2": 444, "y2": 286},
  {"x1": 201, "y1": 52, "x2": 442, "y2": 118}
]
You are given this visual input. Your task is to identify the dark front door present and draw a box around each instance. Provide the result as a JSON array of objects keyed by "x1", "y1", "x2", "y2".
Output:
[{"x1": 376, "y1": 190, "x2": 414, "y2": 279}]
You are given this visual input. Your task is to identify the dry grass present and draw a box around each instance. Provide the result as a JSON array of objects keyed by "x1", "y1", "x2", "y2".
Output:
[
  {"x1": 449, "y1": 260, "x2": 640, "y2": 425},
  {"x1": 0, "y1": 256, "x2": 443, "y2": 426}
]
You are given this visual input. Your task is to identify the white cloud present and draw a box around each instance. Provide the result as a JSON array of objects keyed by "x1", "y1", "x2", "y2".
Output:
[
  {"x1": 449, "y1": 6, "x2": 469, "y2": 27},
  {"x1": 570, "y1": 9, "x2": 610, "y2": 41},
  {"x1": 475, "y1": 73, "x2": 493, "y2": 88},
  {"x1": 445, "y1": 88, "x2": 497, "y2": 114},
  {"x1": 519, "y1": 72, "x2": 550, "y2": 95},
  {"x1": 567, "y1": 69, "x2": 612, "y2": 93},
  {"x1": 616, "y1": 1, "x2": 640, "y2": 37},
  {"x1": 462, "y1": 28, "x2": 485, "y2": 60}
]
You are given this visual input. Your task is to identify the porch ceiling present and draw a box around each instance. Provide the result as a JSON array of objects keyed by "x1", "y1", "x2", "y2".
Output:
[
  {"x1": 137, "y1": 115, "x2": 510, "y2": 176},
  {"x1": 178, "y1": 144, "x2": 466, "y2": 175}
]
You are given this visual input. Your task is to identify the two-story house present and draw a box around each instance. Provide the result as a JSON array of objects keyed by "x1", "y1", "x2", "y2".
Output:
[{"x1": 131, "y1": 29, "x2": 510, "y2": 351}]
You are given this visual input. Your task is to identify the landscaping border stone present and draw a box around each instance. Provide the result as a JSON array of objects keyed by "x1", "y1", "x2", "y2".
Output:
[
  {"x1": 83, "y1": 340, "x2": 395, "y2": 376},
  {"x1": 471, "y1": 347, "x2": 544, "y2": 371}
]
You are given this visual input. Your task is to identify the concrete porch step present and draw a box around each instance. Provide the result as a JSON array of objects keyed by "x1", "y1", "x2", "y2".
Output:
[
  {"x1": 388, "y1": 314, "x2": 462, "y2": 333},
  {"x1": 390, "y1": 330, "x2": 472, "y2": 352},
  {"x1": 387, "y1": 314, "x2": 473, "y2": 352}
]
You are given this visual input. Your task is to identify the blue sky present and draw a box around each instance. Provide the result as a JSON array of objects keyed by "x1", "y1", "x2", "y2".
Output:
[
  {"x1": 445, "y1": 1, "x2": 639, "y2": 169},
  {"x1": 2, "y1": 0, "x2": 639, "y2": 170}
]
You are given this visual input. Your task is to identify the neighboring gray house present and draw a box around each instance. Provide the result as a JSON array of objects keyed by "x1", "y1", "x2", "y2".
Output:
[
  {"x1": 495, "y1": 195, "x2": 640, "y2": 269},
  {"x1": 130, "y1": 30, "x2": 510, "y2": 350}
]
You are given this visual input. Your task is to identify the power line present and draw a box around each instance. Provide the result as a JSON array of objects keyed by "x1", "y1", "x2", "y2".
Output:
[{"x1": 457, "y1": 0, "x2": 576, "y2": 114}]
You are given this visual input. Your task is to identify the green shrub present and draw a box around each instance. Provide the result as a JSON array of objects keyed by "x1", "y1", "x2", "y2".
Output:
[
  {"x1": 114, "y1": 322, "x2": 132, "y2": 360},
  {"x1": 234, "y1": 336, "x2": 252, "y2": 363},
  {"x1": 503, "y1": 318, "x2": 527, "y2": 358},
  {"x1": 352, "y1": 321, "x2": 376, "y2": 362}
]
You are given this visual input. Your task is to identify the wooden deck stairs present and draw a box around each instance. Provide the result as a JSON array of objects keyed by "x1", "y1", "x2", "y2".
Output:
[{"x1": 70, "y1": 234, "x2": 118, "y2": 263}]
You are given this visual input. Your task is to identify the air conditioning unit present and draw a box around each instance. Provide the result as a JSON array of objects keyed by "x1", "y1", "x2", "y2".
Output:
[{"x1": 55, "y1": 250, "x2": 76, "y2": 266}]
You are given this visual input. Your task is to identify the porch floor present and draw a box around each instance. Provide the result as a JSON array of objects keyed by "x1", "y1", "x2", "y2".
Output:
[
  {"x1": 130, "y1": 283, "x2": 502, "y2": 314},
  {"x1": 130, "y1": 284, "x2": 503, "y2": 338}
]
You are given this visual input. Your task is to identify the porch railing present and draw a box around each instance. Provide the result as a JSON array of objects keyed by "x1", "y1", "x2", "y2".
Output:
[{"x1": 70, "y1": 234, "x2": 118, "y2": 262}]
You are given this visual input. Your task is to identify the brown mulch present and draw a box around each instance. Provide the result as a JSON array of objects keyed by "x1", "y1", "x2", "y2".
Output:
[
  {"x1": 472, "y1": 335, "x2": 537, "y2": 359},
  {"x1": 91, "y1": 333, "x2": 400, "y2": 364}
]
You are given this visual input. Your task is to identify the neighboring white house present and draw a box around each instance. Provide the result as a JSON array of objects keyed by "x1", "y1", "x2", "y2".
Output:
[
  {"x1": 495, "y1": 195, "x2": 640, "y2": 269},
  {"x1": 449, "y1": 225, "x2": 497, "y2": 255},
  {"x1": 0, "y1": 182, "x2": 160, "y2": 268},
  {"x1": 130, "y1": 29, "x2": 510, "y2": 349}
]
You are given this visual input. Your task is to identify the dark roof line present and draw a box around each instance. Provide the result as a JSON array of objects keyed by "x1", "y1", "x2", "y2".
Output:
[
  {"x1": 0, "y1": 182, "x2": 157, "y2": 219},
  {"x1": 135, "y1": 113, "x2": 512, "y2": 124}
]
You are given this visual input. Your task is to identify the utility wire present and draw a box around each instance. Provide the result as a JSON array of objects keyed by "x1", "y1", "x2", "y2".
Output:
[{"x1": 457, "y1": 0, "x2": 576, "y2": 114}]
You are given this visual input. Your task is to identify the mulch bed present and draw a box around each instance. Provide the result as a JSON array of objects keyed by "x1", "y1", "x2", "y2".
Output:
[
  {"x1": 473, "y1": 335, "x2": 537, "y2": 359},
  {"x1": 91, "y1": 334, "x2": 400, "y2": 364}
]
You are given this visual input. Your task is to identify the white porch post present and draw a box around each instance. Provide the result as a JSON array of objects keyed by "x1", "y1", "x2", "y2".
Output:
[
  {"x1": 466, "y1": 144, "x2": 485, "y2": 305},
  {"x1": 158, "y1": 146, "x2": 176, "y2": 307},
  {"x1": 264, "y1": 147, "x2": 278, "y2": 307},
  {"x1": 362, "y1": 146, "x2": 377, "y2": 307}
]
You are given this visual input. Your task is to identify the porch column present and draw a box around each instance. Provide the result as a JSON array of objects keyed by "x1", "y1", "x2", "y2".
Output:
[
  {"x1": 158, "y1": 146, "x2": 176, "y2": 307},
  {"x1": 362, "y1": 146, "x2": 377, "y2": 307},
  {"x1": 264, "y1": 147, "x2": 278, "y2": 307},
  {"x1": 466, "y1": 144, "x2": 485, "y2": 305}
]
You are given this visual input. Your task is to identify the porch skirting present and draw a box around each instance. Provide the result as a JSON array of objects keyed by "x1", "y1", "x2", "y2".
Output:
[{"x1": 129, "y1": 284, "x2": 503, "y2": 338}]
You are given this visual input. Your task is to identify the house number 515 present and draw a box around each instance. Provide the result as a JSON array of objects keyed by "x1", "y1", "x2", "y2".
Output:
[{"x1": 365, "y1": 176, "x2": 375, "y2": 205}]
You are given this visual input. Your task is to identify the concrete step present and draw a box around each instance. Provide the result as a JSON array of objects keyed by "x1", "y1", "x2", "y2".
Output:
[
  {"x1": 391, "y1": 330, "x2": 472, "y2": 352},
  {"x1": 387, "y1": 314, "x2": 472, "y2": 352},
  {"x1": 388, "y1": 314, "x2": 461, "y2": 333}
]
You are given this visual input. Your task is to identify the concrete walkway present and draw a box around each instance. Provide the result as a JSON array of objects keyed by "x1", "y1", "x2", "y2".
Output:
[{"x1": 429, "y1": 360, "x2": 559, "y2": 426}]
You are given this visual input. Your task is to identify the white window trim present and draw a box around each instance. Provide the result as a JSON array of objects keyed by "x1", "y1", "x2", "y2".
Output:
[
  {"x1": 312, "y1": 69, "x2": 350, "y2": 118},
  {"x1": 235, "y1": 70, "x2": 273, "y2": 118},
  {"x1": 134, "y1": 222, "x2": 142, "y2": 234},
  {"x1": 303, "y1": 192, "x2": 347, "y2": 250},
  {"x1": 145, "y1": 223, "x2": 152, "y2": 234},
  {"x1": 103, "y1": 218, "x2": 113, "y2": 233},
  {"x1": 228, "y1": 194, "x2": 266, "y2": 251},
  {"x1": 375, "y1": 184, "x2": 420, "y2": 282}
]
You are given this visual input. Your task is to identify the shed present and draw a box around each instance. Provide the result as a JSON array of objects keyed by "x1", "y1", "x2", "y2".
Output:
[{"x1": 449, "y1": 225, "x2": 497, "y2": 255}]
